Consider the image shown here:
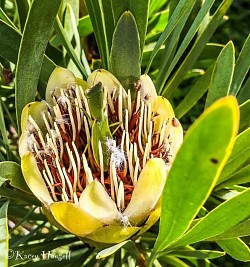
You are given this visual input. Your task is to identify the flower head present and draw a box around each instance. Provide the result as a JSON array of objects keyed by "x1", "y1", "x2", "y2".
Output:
[{"x1": 19, "y1": 67, "x2": 183, "y2": 245}]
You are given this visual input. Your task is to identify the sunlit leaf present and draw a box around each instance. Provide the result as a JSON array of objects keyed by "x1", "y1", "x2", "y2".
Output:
[
  {"x1": 152, "y1": 96, "x2": 239, "y2": 258},
  {"x1": 167, "y1": 188, "x2": 250, "y2": 249},
  {"x1": 205, "y1": 41, "x2": 235, "y2": 108},
  {"x1": 230, "y1": 34, "x2": 250, "y2": 95},
  {"x1": 162, "y1": 0, "x2": 233, "y2": 98},
  {"x1": 217, "y1": 238, "x2": 250, "y2": 262},
  {"x1": 0, "y1": 161, "x2": 30, "y2": 193},
  {"x1": 15, "y1": 0, "x2": 61, "y2": 132},
  {"x1": 207, "y1": 219, "x2": 250, "y2": 240},
  {"x1": 175, "y1": 64, "x2": 214, "y2": 118}
]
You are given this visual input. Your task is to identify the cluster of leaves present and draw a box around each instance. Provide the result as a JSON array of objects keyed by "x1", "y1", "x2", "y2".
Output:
[{"x1": 0, "y1": 0, "x2": 250, "y2": 266}]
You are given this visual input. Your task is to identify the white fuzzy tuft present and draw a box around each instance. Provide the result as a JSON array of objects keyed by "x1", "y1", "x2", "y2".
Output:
[
  {"x1": 118, "y1": 212, "x2": 131, "y2": 228},
  {"x1": 106, "y1": 138, "x2": 126, "y2": 169}
]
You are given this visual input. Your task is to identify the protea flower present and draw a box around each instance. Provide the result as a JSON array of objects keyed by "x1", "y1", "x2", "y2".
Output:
[{"x1": 19, "y1": 67, "x2": 183, "y2": 245}]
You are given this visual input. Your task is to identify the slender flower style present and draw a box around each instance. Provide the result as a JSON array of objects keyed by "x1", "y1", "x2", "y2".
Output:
[{"x1": 19, "y1": 67, "x2": 183, "y2": 245}]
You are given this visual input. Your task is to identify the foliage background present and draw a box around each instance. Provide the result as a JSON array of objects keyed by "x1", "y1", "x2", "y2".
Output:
[{"x1": 0, "y1": 0, "x2": 249, "y2": 266}]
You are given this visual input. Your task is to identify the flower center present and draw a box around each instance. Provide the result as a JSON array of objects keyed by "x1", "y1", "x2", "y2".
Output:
[{"x1": 26, "y1": 81, "x2": 177, "y2": 210}]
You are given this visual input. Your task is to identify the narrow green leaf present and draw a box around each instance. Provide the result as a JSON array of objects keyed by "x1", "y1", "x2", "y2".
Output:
[
  {"x1": 237, "y1": 75, "x2": 250, "y2": 105},
  {"x1": 15, "y1": 0, "x2": 61, "y2": 132},
  {"x1": 0, "y1": 201, "x2": 9, "y2": 267},
  {"x1": 54, "y1": 16, "x2": 88, "y2": 79},
  {"x1": 102, "y1": 0, "x2": 115, "y2": 52},
  {"x1": 0, "y1": 19, "x2": 21, "y2": 63},
  {"x1": 153, "y1": 96, "x2": 239, "y2": 255},
  {"x1": 0, "y1": 7, "x2": 16, "y2": 28},
  {"x1": 0, "y1": 161, "x2": 30, "y2": 193},
  {"x1": 162, "y1": 0, "x2": 233, "y2": 98},
  {"x1": 78, "y1": 15, "x2": 93, "y2": 37},
  {"x1": 156, "y1": 0, "x2": 214, "y2": 92},
  {"x1": 218, "y1": 135, "x2": 250, "y2": 184},
  {"x1": 14, "y1": 0, "x2": 29, "y2": 31},
  {"x1": 167, "y1": 188, "x2": 250, "y2": 249},
  {"x1": 208, "y1": 219, "x2": 250, "y2": 240},
  {"x1": 146, "y1": 0, "x2": 195, "y2": 73},
  {"x1": 239, "y1": 99, "x2": 250, "y2": 132},
  {"x1": 217, "y1": 238, "x2": 250, "y2": 262},
  {"x1": 111, "y1": 0, "x2": 150, "y2": 57},
  {"x1": 0, "y1": 100, "x2": 11, "y2": 160},
  {"x1": 230, "y1": 34, "x2": 250, "y2": 95},
  {"x1": 167, "y1": 249, "x2": 225, "y2": 259},
  {"x1": 85, "y1": 0, "x2": 110, "y2": 69},
  {"x1": 96, "y1": 241, "x2": 128, "y2": 259},
  {"x1": 175, "y1": 64, "x2": 214, "y2": 118},
  {"x1": 110, "y1": 11, "x2": 140, "y2": 90},
  {"x1": 218, "y1": 154, "x2": 250, "y2": 184},
  {"x1": 0, "y1": 20, "x2": 56, "y2": 96},
  {"x1": 217, "y1": 164, "x2": 250, "y2": 188},
  {"x1": 205, "y1": 41, "x2": 235, "y2": 108}
]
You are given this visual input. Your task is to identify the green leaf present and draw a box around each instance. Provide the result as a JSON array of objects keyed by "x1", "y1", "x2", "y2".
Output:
[
  {"x1": 111, "y1": 0, "x2": 150, "y2": 57},
  {"x1": 54, "y1": 16, "x2": 89, "y2": 79},
  {"x1": 15, "y1": 0, "x2": 29, "y2": 31},
  {"x1": 217, "y1": 238, "x2": 250, "y2": 262},
  {"x1": 78, "y1": 15, "x2": 93, "y2": 37},
  {"x1": 0, "y1": 161, "x2": 30, "y2": 193},
  {"x1": 96, "y1": 241, "x2": 128, "y2": 259},
  {"x1": 162, "y1": 0, "x2": 233, "y2": 98},
  {"x1": 175, "y1": 64, "x2": 214, "y2": 118},
  {"x1": 156, "y1": 0, "x2": 214, "y2": 92},
  {"x1": 85, "y1": 0, "x2": 110, "y2": 69},
  {"x1": 208, "y1": 219, "x2": 250, "y2": 240},
  {"x1": 15, "y1": 0, "x2": 61, "y2": 132},
  {"x1": 0, "y1": 20, "x2": 56, "y2": 96},
  {"x1": 217, "y1": 127, "x2": 250, "y2": 184},
  {"x1": 146, "y1": 0, "x2": 196, "y2": 74},
  {"x1": 0, "y1": 100, "x2": 11, "y2": 160},
  {"x1": 230, "y1": 34, "x2": 250, "y2": 95},
  {"x1": 0, "y1": 201, "x2": 9, "y2": 267},
  {"x1": 237, "y1": 75, "x2": 250, "y2": 104},
  {"x1": 110, "y1": 11, "x2": 140, "y2": 90},
  {"x1": 166, "y1": 249, "x2": 225, "y2": 260},
  {"x1": 216, "y1": 164, "x2": 250, "y2": 188},
  {"x1": 205, "y1": 41, "x2": 235, "y2": 108},
  {"x1": 166, "y1": 188, "x2": 250, "y2": 249},
  {"x1": 152, "y1": 96, "x2": 239, "y2": 256},
  {"x1": 239, "y1": 99, "x2": 250, "y2": 132},
  {"x1": 0, "y1": 19, "x2": 21, "y2": 63}
]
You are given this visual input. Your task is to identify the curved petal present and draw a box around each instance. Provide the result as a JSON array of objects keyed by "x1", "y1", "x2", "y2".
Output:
[
  {"x1": 79, "y1": 180, "x2": 119, "y2": 225},
  {"x1": 20, "y1": 101, "x2": 48, "y2": 133},
  {"x1": 19, "y1": 131, "x2": 31, "y2": 158},
  {"x1": 152, "y1": 96, "x2": 175, "y2": 133},
  {"x1": 41, "y1": 205, "x2": 69, "y2": 233},
  {"x1": 168, "y1": 118, "x2": 183, "y2": 163},
  {"x1": 21, "y1": 152, "x2": 53, "y2": 205},
  {"x1": 50, "y1": 202, "x2": 104, "y2": 237},
  {"x1": 85, "y1": 225, "x2": 139, "y2": 244},
  {"x1": 87, "y1": 69, "x2": 125, "y2": 96},
  {"x1": 123, "y1": 158, "x2": 167, "y2": 225},
  {"x1": 139, "y1": 74, "x2": 157, "y2": 102},
  {"x1": 76, "y1": 77, "x2": 87, "y2": 90},
  {"x1": 45, "y1": 66, "x2": 76, "y2": 105}
]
